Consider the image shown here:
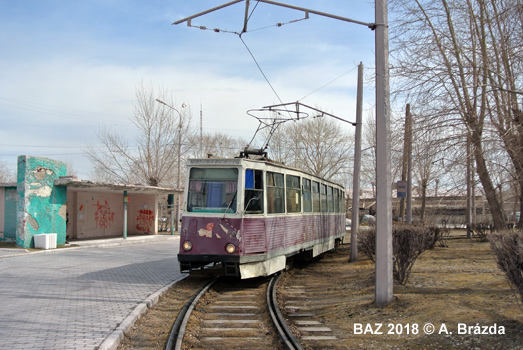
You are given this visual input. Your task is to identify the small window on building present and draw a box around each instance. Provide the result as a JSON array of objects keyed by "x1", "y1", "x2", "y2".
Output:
[{"x1": 286, "y1": 175, "x2": 301, "y2": 213}]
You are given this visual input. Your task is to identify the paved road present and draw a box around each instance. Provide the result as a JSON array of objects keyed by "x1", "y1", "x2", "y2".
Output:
[{"x1": 0, "y1": 235, "x2": 184, "y2": 350}]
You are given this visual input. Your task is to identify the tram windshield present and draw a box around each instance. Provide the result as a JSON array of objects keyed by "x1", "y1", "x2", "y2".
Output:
[{"x1": 187, "y1": 167, "x2": 238, "y2": 213}]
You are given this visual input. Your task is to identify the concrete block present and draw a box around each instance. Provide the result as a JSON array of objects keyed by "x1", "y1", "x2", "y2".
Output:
[{"x1": 33, "y1": 233, "x2": 57, "y2": 249}]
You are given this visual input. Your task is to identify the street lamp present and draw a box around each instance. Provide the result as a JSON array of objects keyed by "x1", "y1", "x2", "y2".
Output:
[{"x1": 156, "y1": 99, "x2": 186, "y2": 233}]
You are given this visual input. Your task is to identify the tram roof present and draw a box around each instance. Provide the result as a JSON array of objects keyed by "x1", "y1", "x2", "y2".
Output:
[{"x1": 186, "y1": 158, "x2": 344, "y2": 189}]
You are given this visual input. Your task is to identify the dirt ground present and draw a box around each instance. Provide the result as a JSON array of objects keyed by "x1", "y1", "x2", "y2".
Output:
[{"x1": 118, "y1": 233, "x2": 523, "y2": 350}]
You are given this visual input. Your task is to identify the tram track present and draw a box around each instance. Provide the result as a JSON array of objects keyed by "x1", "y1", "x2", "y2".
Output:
[{"x1": 166, "y1": 274, "x2": 304, "y2": 350}]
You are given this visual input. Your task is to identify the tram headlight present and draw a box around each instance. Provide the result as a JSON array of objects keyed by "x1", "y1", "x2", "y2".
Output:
[
  {"x1": 182, "y1": 241, "x2": 192, "y2": 251},
  {"x1": 225, "y1": 243, "x2": 236, "y2": 254}
]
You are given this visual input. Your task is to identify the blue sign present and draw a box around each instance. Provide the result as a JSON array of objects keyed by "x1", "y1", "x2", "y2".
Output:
[{"x1": 397, "y1": 181, "x2": 407, "y2": 198}]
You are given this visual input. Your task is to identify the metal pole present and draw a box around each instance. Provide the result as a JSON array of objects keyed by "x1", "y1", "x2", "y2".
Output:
[
  {"x1": 374, "y1": 0, "x2": 393, "y2": 308},
  {"x1": 123, "y1": 190, "x2": 128, "y2": 239},
  {"x1": 350, "y1": 62, "x2": 364, "y2": 262},
  {"x1": 176, "y1": 116, "x2": 182, "y2": 234},
  {"x1": 170, "y1": 195, "x2": 175, "y2": 235},
  {"x1": 200, "y1": 104, "x2": 203, "y2": 157},
  {"x1": 173, "y1": 0, "x2": 375, "y2": 28},
  {"x1": 155, "y1": 98, "x2": 185, "y2": 234}
]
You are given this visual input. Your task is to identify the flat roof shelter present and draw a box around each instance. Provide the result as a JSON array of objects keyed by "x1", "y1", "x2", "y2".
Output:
[
  {"x1": 0, "y1": 156, "x2": 182, "y2": 248},
  {"x1": 55, "y1": 177, "x2": 182, "y2": 240}
]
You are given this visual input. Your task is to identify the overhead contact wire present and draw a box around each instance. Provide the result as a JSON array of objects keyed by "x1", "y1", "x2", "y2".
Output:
[
  {"x1": 239, "y1": 36, "x2": 284, "y2": 106},
  {"x1": 299, "y1": 67, "x2": 357, "y2": 101}
]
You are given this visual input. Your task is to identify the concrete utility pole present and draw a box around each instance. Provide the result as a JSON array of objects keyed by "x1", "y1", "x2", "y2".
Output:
[
  {"x1": 173, "y1": 0, "x2": 393, "y2": 308},
  {"x1": 350, "y1": 62, "x2": 364, "y2": 262},
  {"x1": 374, "y1": 0, "x2": 393, "y2": 307},
  {"x1": 399, "y1": 106, "x2": 409, "y2": 221},
  {"x1": 405, "y1": 104, "x2": 413, "y2": 224}
]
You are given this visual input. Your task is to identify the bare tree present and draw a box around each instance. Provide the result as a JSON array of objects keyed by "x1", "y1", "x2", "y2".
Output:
[
  {"x1": 389, "y1": 0, "x2": 523, "y2": 229},
  {"x1": 284, "y1": 116, "x2": 354, "y2": 182},
  {"x1": 411, "y1": 118, "x2": 450, "y2": 222},
  {"x1": 85, "y1": 82, "x2": 193, "y2": 186},
  {"x1": 264, "y1": 124, "x2": 295, "y2": 165},
  {"x1": 187, "y1": 132, "x2": 248, "y2": 159},
  {"x1": 244, "y1": 114, "x2": 355, "y2": 191}
]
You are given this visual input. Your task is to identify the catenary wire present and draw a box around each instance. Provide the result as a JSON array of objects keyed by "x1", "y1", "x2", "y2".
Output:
[{"x1": 298, "y1": 66, "x2": 358, "y2": 102}]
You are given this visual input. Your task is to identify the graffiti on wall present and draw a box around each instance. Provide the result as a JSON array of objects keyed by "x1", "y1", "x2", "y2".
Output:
[
  {"x1": 94, "y1": 200, "x2": 115, "y2": 228},
  {"x1": 136, "y1": 208, "x2": 154, "y2": 233}
]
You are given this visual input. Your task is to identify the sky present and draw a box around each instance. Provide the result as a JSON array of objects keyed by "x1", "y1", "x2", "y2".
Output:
[{"x1": 0, "y1": 0, "x2": 377, "y2": 180}]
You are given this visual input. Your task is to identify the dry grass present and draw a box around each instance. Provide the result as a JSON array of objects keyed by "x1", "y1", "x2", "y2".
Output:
[{"x1": 295, "y1": 236, "x2": 523, "y2": 350}]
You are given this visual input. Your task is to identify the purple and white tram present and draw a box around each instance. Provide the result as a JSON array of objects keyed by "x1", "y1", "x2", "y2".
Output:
[{"x1": 178, "y1": 157, "x2": 346, "y2": 279}]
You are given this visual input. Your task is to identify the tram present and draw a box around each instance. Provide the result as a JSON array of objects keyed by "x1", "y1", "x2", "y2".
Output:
[{"x1": 178, "y1": 155, "x2": 346, "y2": 279}]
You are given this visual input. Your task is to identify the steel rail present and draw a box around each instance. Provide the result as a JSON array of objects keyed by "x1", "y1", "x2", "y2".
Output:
[
  {"x1": 167, "y1": 274, "x2": 303, "y2": 349},
  {"x1": 165, "y1": 277, "x2": 217, "y2": 350},
  {"x1": 267, "y1": 274, "x2": 304, "y2": 350}
]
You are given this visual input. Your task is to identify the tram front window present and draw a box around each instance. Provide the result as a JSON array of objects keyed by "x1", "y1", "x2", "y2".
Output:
[{"x1": 187, "y1": 168, "x2": 238, "y2": 213}]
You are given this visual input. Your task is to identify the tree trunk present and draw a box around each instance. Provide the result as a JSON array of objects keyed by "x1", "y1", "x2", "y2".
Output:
[
  {"x1": 471, "y1": 129, "x2": 507, "y2": 229},
  {"x1": 420, "y1": 178, "x2": 427, "y2": 223},
  {"x1": 518, "y1": 182, "x2": 523, "y2": 229}
]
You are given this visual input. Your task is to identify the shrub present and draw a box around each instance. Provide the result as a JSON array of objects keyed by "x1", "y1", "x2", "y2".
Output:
[
  {"x1": 357, "y1": 228, "x2": 377, "y2": 263},
  {"x1": 472, "y1": 223, "x2": 493, "y2": 242},
  {"x1": 357, "y1": 224, "x2": 437, "y2": 285},
  {"x1": 427, "y1": 226, "x2": 450, "y2": 248},
  {"x1": 489, "y1": 230, "x2": 523, "y2": 307}
]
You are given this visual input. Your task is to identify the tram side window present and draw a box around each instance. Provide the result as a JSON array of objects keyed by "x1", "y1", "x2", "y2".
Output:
[
  {"x1": 327, "y1": 186, "x2": 334, "y2": 212},
  {"x1": 267, "y1": 172, "x2": 285, "y2": 214},
  {"x1": 334, "y1": 188, "x2": 340, "y2": 213},
  {"x1": 312, "y1": 181, "x2": 320, "y2": 212},
  {"x1": 340, "y1": 190, "x2": 346, "y2": 213},
  {"x1": 320, "y1": 184, "x2": 328, "y2": 213},
  {"x1": 286, "y1": 175, "x2": 301, "y2": 213},
  {"x1": 244, "y1": 169, "x2": 264, "y2": 213},
  {"x1": 303, "y1": 178, "x2": 312, "y2": 212}
]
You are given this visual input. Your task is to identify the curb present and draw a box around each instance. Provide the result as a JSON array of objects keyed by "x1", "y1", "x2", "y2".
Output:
[{"x1": 98, "y1": 274, "x2": 188, "y2": 350}]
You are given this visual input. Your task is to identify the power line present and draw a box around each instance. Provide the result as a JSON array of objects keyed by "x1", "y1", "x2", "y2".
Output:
[
  {"x1": 238, "y1": 36, "x2": 284, "y2": 106},
  {"x1": 299, "y1": 67, "x2": 358, "y2": 101},
  {"x1": 0, "y1": 97, "x2": 129, "y2": 125}
]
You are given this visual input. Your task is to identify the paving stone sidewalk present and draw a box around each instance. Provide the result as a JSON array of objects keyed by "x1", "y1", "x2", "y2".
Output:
[{"x1": 0, "y1": 235, "x2": 184, "y2": 350}]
